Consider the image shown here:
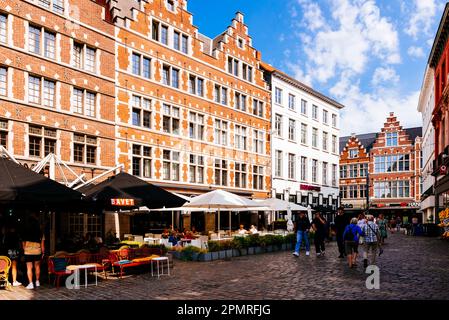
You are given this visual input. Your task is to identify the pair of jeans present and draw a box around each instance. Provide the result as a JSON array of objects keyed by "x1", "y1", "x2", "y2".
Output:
[
  {"x1": 314, "y1": 233, "x2": 325, "y2": 253},
  {"x1": 294, "y1": 231, "x2": 310, "y2": 253}
]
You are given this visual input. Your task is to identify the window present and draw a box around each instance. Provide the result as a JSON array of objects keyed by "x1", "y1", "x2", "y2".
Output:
[
  {"x1": 214, "y1": 159, "x2": 228, "y2": 186},
  {"x1": 234, "y1": 125, "x2": 247, "y2": 150},
  {"x1": 234, "y1": 92, "x2": 246, "y2": 111},
  {"x1": 322, "y1": 162, "x2": 328, "y2": 185},
  {"x1": 312, "y1": 128, "x2": 318, "y2": 148},
  {"x1": 162, "y1": 150, "x2": 180, "y2": 181},
  {"x1": 275, "y1": 87, "x2": 282, "y2": 104},
  {"x1": 252, "y1": 98, "x2": 264, "y2": 117},
  {"x1": 340, "y1": 165, "x2": 347, "y2": 179},
  {"x1": 189, "y1": 112, "x2": 204, "y2": 140},
  {"x1": 237, "y1": 38, "x2": 244, "y2": 49},
  {"x1": 173, "y1": 31, "x2": 180, "y2": 51},
  {"x1": 301, "y1": 99, "x2": 307, "y2": 115},
  {"x1": 252, "y1": 166, "x2": 264, "y2": 190},
  {"x1": 386, "y1": 132, "x2": 398, "y2": 146},
  {"x1": 374, "y1": 155, "x2": 410, "y2": 173},
  {"x1": 332, "y1": 164, "x2": 337, "y2": 187},
  {"x1": 301, "y1": 123, "x2": 307, "y2": 145},
  {"x1": 312, "y1": 159, "x2": 318, "y2": 183},
  {"x1": 340, "y1": 186, "x2": 347, "y2": 199},
  {"x1": 162, "y1": 104, "x2": 180, "y2": 135},
  {"x1": 323, "y1": 110, "x2": 328, "y2": 124},
  {"x1": 374, "y1": 181, "x2": 410, "y2": 198},
  {"x1": 349, "y1": 149, "x2": 358, "y2": 158},
  {"x1": 161, "y1": 25, "x2": 168, "y2": 45},
  {"x1": 166, "y1": 0, "x2": 175, "y2": 11},
  {"x1": 214, "y1": 119, "x2": 228, "y2": 145},
  {"x1": 189, "y1": 75, "x2": 204, "y2": 97},
  {"x1": 301, "y1": 157, "x2": 307, "y2": 181},
  {"x1": 332, "y1": 135, "x2": 337, "y2": 153},
  {"x1": 152, "y1": 20, "x2": 160, "y2": 41},
  {"x1": 275, "y1": 150, "x2": 282, "y2": 177},
  {"x1": 312, "y1": 105, "x2": 318, "y2": 120},
  {"x1": 28, "y1": 26, "x2": 41, "y2": 55},
  {"x1": 38, "y1": 0, "x2": 64, "y2": 13},
  {"x1": 132, "y1": 144, "x2": 152, "y2": 178},
  {"x1": 73, "y1": 134, "x2": 97, "y2": 164},
  {"x1": 43, "y1": 79, "x2": 55, "y2": 108},
  {"x1": 28, "y1": 76, "x2": 56, "y2": 108},
  {"x1": 359, "y1": 163, "x2": 368, "y2": 177},
  {"x1": 332, "y1": 114, "x2": 337, "y2": 127},
  {"x1": 348, "y1": 185, "x2": 357, "y2": 199},
  {"x1": 132, "y1": 95, "x2": 151, "y2": 129},
  {"x1": 349, "y1": 164, "x2": 358, "y2": 178},
  {"x1": 73, "y1": 43, "x2": 97, "y2": 73},
  {"x1": 227, "y1": 57, "x2": 239, "y2": 77},
  {"x1": 0, "y1": 14, "x2": 7, "y2": 44},
  {"x1": 44, "y1": 31, "x2": 56, "y2": 59},
  {"x1": 132, "y1": 53, "x2": 151, "y2": 78},
  {"x1": 288, "y1": 153, "x2": 295, "y2": 180},
  {"x1": 359, "y1": 185, "x2": 367, "y2": 199},
  {"x1": 288, "y1": 94, "x2": 296, "y2": 110},
  {"x1": 189, "y1": 154, "x2": 204, "y2": 184},
  {"x1": 234, "y1": 162, "x2": 247, "y2": 188},
  {"x1": 274, "y1": 114, "x2": 282, "y2": 137},
  {"x1": 214, "y1": 85, "x2": 228, "y2": 105},
  {"x1": 288, "y1": 119, "x2": 296, "y2": 141},
  {"x1": 242, "y1": 63, "x2": 252, "y2": 82},
  {"x1": 0, "y1": 119, "x2": 7, "y2": 148},
  {"x1": 29, "y1": 125, "x2": 56, "y2": 158},
  {"x1": 28, "y1": 76, "x2": 41, "y2": 104},
  {"x1": 253, "y1": 129, "x2": 264, "y2": 154},
  {"x1": 29, "y1": 26, "x2": 56, "y2": 59},
  {"x1": 84, "y1": 92, "x2": 96, "y2": 117},
  {"x1": 0, "y1": 67, "x2": 6, "y2": 96},
  {"x1": 322, "y1": 131, "x2": 328, "y2": 151},
  {"x1": 181, "y1": 35, "x2": 188, "y2": 54},
  {"x1": 162, "y1": 65, "x2": 179, "y2": 88}
]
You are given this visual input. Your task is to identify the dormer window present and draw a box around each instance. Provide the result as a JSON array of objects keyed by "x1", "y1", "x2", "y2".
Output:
[
  {"x1": 237, "y1": 38, "x2": 244, "y2": 49},
  {"x1": 167, "y1": 0, "x2": 175, "y2": 11},
  {"x1": 349, "y1": 149, "x2": 359, "y2": 158},
  {"x1": 386, "y1": 132, "x2": 398, "y2": 146}
]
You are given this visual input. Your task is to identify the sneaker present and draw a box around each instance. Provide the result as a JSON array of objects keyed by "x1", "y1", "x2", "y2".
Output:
[
  {"x1": 26, "y1": 283, "x2": 34, "y2": 290},
  {"x1": 305, "y1": 251, "x2": 310, "y2": 256},
  {"x1": 292, "y1": 252, "x2": 299, "y2": 257},
  {"x1": 363, "y1": 259, "x2": 368, "y2": 268},
  {"x1": 316, "y1": 252, "x2": 321, "y2": 257},
  {"x1": 35, "y1": 281, "x2": 40, "y2": 287},
  {"x1": 12, "y1": 281, "x2": 22, "y2": 287}
]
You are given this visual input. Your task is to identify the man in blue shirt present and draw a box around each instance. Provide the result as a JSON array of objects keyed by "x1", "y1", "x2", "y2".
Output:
[{"x1": 343, "y1": 218, "x2": 364, "y2": 268}]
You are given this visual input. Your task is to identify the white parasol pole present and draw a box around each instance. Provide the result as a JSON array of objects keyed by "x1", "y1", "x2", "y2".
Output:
[
  {"x1": 229, "y1": 211, "x2": 232, "y2": 235},
  {"x1": 218, "y1": 208, "x2": 220, "y2": 240}
]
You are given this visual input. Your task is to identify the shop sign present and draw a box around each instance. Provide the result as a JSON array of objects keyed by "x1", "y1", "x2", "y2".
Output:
[
  {"x1": 300, "y1": 184, "x2": 321, "y2": 192},
  {"x1": 111, "y1": 198, "x2": 135, "y2": 206}
]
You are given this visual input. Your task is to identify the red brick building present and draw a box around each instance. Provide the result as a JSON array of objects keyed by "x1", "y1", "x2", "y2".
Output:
[
  {"x1": 429, "y1": 3, "x2": 449, "y2": 218},
  {"x1": 340, "y1": 113, "x2": 422, "y2": 221}
]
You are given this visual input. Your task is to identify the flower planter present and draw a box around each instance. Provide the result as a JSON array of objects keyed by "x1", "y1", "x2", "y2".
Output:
[
  {"x1": 255, "y1": 247, "x2": 262, "y2": 254},
  {"x1": 239, "y1": 248, "x2": 248, "y2": 256},
  {"x1": 211, "y1": 252, "x2": 219, "y2": 260},
  {"x1": 172, "y1": 251, "x2": 182, "y2": 259},
  {"x1": 248, "y1": 247, "x2": 255, "y2": 255},
  {"x1": 198, "y1": 252, "x2": 212, "y2": 262},
  {"x1": 265, "y1": 245, "x2": 273, "y2": 252},
  {"x1": 232, "y1": 249, "x2": 240, "y2": 257},
  {"x1": 191, "y1": 253, "x2": 200, "y2": 261},
  {"x1": 219, "y1": 250, "x2": 226, "y2": 259},
  {"x1": 225, "y1": 249, "x2": 233, "y2": 259}
]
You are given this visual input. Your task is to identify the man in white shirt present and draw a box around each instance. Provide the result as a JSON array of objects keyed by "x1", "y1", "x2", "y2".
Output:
[{"x1": 238, "y1": 224, "x2": 248, "y2": 235}]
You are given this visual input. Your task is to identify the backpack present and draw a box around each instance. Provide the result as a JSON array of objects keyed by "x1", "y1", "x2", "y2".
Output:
[{"x1": 344, "y1": 225, "x2": 355, "y2": 241}]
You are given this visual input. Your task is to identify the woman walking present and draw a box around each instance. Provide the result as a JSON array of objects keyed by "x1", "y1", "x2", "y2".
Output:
[
  {"x1": 312, "y1": 212, "x2": 327, "y2": 257},
  {"x1": 22, "y1": 212, "x2": 45, "y2": 290},
  {"x1": 376, "y1": 214, "x2": 388, "y2": 244},
  {"x1": 343, "y1": 218, "x2": 364, "y2": 268}
]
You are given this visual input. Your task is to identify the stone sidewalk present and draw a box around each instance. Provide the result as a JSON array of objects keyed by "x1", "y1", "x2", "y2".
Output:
[{"x1": 1, "y1": 232, "x2": 448, "y2": 300}]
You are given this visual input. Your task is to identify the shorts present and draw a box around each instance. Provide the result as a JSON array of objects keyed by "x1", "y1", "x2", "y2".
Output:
[
  {"x1": 24, "y1": 254, "x2": 42, "y2": 263},
  {"x1": 345, "y1": 241, "x2": 358, "y2": 254}
]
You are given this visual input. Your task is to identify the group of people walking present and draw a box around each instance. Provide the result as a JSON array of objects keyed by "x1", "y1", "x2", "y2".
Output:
[{"x1": 293, "y1": 208, "x2": 388, "y2": 270}]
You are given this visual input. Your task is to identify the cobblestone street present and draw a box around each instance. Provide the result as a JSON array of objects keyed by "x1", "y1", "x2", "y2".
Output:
[{"x1": 1, "y1": 233, "x2": 449, "y2": 300}]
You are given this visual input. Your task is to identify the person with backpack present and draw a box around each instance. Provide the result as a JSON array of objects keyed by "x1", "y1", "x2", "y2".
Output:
[
  {"x1": 342, "y1": 218, "x2": 364, "y2": 268},
  {"x1": 361, "y1": 215, "x2": 381, "y2": 268}
]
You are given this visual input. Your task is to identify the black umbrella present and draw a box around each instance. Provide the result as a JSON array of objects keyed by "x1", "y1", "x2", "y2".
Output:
[
  {"x1": 79, "y1": 171, "x2": 186, "y2": 210},
  {"x1": 0, "y1": 157, "x2": 83, "y2": 208}
]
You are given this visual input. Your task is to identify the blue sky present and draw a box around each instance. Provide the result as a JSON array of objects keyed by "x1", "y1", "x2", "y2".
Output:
[{"x1": 187, "y1": 0, "x2": 444, "y2": 135}]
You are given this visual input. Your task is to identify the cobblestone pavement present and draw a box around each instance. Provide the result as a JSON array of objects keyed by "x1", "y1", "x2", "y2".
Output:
[{"x1": 1, "y1": 233, "x2": 448, "y2": 300}]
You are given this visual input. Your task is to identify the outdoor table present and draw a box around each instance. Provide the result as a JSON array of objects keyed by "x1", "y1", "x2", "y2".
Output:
[
  {"x1": 66, "y1": 264, "x2": 98, "y2": 288},
  {"x1": 144, "y1": 237, "x2": 161, "y2": 245},
  {"x1": 151, "y1": 257, "x2": 170, "y2": 279}
]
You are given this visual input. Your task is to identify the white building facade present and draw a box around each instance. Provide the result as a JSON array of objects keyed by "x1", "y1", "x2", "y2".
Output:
[
  {"x1": 264, "y1": 68, "x2": 344, "y2": 221},
  {"x1": 418, "y1": 65, "x2": 436, "y2": 222}
]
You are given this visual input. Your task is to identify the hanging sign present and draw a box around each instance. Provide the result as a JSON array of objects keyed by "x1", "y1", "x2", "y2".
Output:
[{"x1": 111, "y1": 198, "x2": 135, "y2": 206}]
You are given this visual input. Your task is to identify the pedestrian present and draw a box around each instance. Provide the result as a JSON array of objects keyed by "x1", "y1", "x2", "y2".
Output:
[
  {"x1": 356, "y1": 213, "x2": 367, "y2": 263},
  {"x1": 1, "y1": 224, "x2": 22, "y2": 287},
  {"x1": 312, "y1": 212, "x2": 326, "y2": 257},
  {"x1": 376, "y1": 213, "x2": 388, "y2": 244},
  {"x1": 361, "y1": 215, "x2": 380, "y2": 269},
  {"x1": 342, "y1": 218, "x2": 364, "y2": 268},
  {"x1": 411, "y1": 215, "x2": 419, "y2": 236},
  {"x1": 292, "y1": 211, "x2": 311, "y2": 257},
  {"x1": 22, "y1": 212, "x2": 45, "y2": 290},
  {"x1": 396, "y1": 216, "x2": 402, "y2": 232},
  {"x1": 335, "y1": 207, "x2": 348, "y2": 258}
]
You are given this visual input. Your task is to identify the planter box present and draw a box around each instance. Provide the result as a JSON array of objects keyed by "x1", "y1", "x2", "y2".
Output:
[
  {"x1": 211, "y1": 252, "x2": 219, "y2": 260},
  {"x1": 232, "y1": 249, "x2": 240, "y2": 257},
  {"x1": 265, "y1": 245, "x2": 273, "y2": 252},
  {"x1": 198, "y1": 252, "x2": 212, "y2": 262},
  {"x1": 191, "y1": 253, "x2": 200, "y2": 262},
  {"x1": 172, "y1": 251, "x2": 182, "y2": 259},
  {"x1": 255, "y1": 247, "x2": 262, "y2": 254},
  {"x1": 281, "y1": 243, "x2": 287, "y2": 251},
  {"x1": 239, "y1": 248, "x2": 248, "y2": 256},
  {"x1": 225, "y1": 249, "x2": 233, "y2": 259},
  {"x1": 248, "y1": 247, "x2": 255, "y2": 255},
  {"x1": 219, "y1": 250, "x2": 226, "y2": 259}
]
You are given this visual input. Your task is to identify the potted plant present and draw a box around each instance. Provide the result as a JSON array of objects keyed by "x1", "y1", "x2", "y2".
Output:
[
  {"x1": 181, "y1": 245, "x2": 202, "y2": 261},
  {"x1": 231, "y1": 236, "x2": 247, "y2": 256},
  {"x1": 207, "y1": 240, "x2": 220, "y2": 260}
]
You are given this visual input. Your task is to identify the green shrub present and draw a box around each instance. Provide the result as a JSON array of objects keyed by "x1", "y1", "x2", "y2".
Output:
[
  {"x1": 207, "y1": 240, "x2": 221, "y2": 252},
  {"x1": 231, "y1": 236, "x2": 246, "y2": 249},
  {"x1": 245, "y1": 234, "x2": 260, "y2": 247},
  {"x1": 181, "y1": 245, "x2": 202, "y2": 261},
  {"x1": 284, "y1": 233, "x2": 297, "y2": 244}
]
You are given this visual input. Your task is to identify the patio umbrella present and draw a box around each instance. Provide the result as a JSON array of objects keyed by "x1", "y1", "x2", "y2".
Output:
[
  {"x1": 181, "y1": 189, "x2": 267, "y2": 239},
  {"x1": 257, "y1": 198, "x2": 308, "y2": 229}
]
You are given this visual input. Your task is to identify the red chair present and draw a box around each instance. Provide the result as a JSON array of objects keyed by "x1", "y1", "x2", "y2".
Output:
[{"x1": 47, "y1": 257, "x2": 73, "y2": 289}]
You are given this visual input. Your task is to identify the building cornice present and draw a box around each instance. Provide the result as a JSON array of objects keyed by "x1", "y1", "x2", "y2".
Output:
[{"x1": 429, "y1": 3, "x2": 449, "y2": 68}]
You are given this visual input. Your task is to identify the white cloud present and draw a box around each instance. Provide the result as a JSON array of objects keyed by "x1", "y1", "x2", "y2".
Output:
[
  {"x1": 407, "y1": 46, "x2": 425, "y2": 58},
  {"x1": 285, "y1": 62, "x2": 313, "y2": 86},
  {"x1": 297, "y1": 0, "x2": 325, "y2": 31},
  {"x1": 405, "y1": 0, "x2": 438, "y2": 39},
  {"x1": 371, "y1": 67, "x2": 400, "y2": 86}
]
